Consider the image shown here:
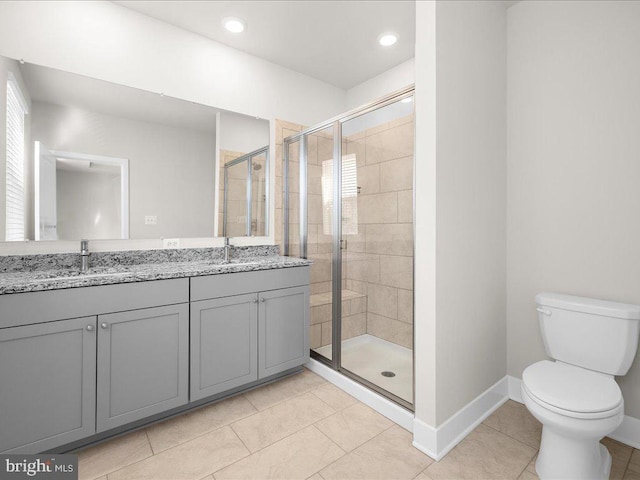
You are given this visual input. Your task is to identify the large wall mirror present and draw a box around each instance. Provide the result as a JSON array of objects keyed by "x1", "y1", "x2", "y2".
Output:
[{"x1": 0, "y1": 55, "x2": 270, "y2": 243}]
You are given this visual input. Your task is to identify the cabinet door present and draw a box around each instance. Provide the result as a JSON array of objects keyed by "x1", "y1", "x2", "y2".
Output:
[
  {"x1": 190, "y1": 294, "x2": 258, "y2": 401},
  {"x1": 258, "y1": 286, "x2": 310, "y2": 378},
  {"x1": 0, "y1": 317, "x2": 97, "y2": 453},
  {"x1": 97, "y1": 304, "x2": 189, "y2": 432}
]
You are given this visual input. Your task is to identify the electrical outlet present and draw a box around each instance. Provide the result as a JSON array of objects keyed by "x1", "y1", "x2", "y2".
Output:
[
  {"x1": 145, "y1": 215, "x2": 158, "y2": 225},
  {"x1": 163, "y1": 238, "x2": 180, "y2": 249}
]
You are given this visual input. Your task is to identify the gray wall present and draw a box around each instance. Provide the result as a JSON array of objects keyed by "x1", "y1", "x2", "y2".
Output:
[
  {"x1": 31, "y1": 101, "x2": 216, "y2": 239},
  {"x1": 219, "y1": 111, "x2": 269, "y2": 153},
  {"x1": 433, "y1": 0, "x2": 507, "y2": 425},
  {"x1": 57, "y1": 170, "x2": 121, "y2": 240},
  {"x1": 507, "y1": 0, "x2": 640, "y2": 419}
]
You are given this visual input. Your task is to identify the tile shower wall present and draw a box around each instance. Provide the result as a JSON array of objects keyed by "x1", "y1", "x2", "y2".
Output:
[
  {"x1": 274, "y1": 119, "x2": 303, "y2": 254},
  {"x1": 218, "y1": 149, "x2": 245, "y2": 237},
  {"x1": 276, "y1": 116, "x2": 413, "y2": 350},
  {"x1": 306, "y1": 126, "x2": 370, "y2": 351},
  {"x1": 343, "y1": 114, "x2": 414, "y2": 349}
]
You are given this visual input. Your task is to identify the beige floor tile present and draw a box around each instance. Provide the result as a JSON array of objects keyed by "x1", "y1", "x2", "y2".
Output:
[
  {"x1": 214, "y1": 426, "x2": 344, "y2": 480},
  {"x1": 315, "y1": 403, "x2": 393, "y2": 452},
  {"x1": 602, "y1": 437, "x2": 633, "y2": 480},
  {"x1": 77, "y1": 430, "x2": 152, "y2": 480},
  {"x1": 524, "y1": 439, "x2": 632, "y2": 480},
  {"x1": 625, "y1": 470, "x2": 640, "y2": 480},
  {"x1": 526, "y1": 454, "x2": 537, "y2": 474},
  {"x1": 231, "y1": 392, "x2": 335, "y2": 453},
  {"x1": 517, "y1": 471, "x2": 539, "y2": 480},
  {"x1": 629, "y1": 449, "x2": 640, "y2": 473},
  {"x1": 201, "y1": 476, "x2": 215, "y2": 480},
  {"x1": 413, "y1": 472, "x2": 431, "y2": 480},
  {"x1": 320, "y1": 425, "x2": 433, "y2": 480},
  {"x1": 306, "y1": 475, "x2": 324, "y2": 480},
  {"x1": 146, "y1": 395, "x2": 257, "y2": 453},
  {"x1": 483, "y1": 400, "x2": 542, "y2": 449},
  {"x1": 311, "y1": 383, "x2": 358, "y2": 411},
  {"x1": 244, "y1": 369, "x2": 327, "y2": 411},
  {"x1": 108, "y1": 426, "x2": 248, "y2": 480},
  {"x1": 423, "y1": 424, "x2": 536, "y2": 480}
]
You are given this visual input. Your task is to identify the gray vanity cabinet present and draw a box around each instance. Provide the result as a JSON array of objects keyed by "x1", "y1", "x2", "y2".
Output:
[
  {"x1": 258, "y1": 286, "x2": 310, "y2": 378},
  {"x1": 96, "y1": 303, "x2": 189, "y2": 432},
  {"x1": 190, "y1": 267, "x2": 311, "y2": 399},
  {"x1": 190, "y1": 294, "x2": 258, "y2": 401},
  {"x1": 0, "y1": 316, "x2": 97, "y2": 453}
]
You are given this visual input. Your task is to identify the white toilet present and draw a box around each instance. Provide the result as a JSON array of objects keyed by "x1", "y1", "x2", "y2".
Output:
[{"x1": 522, "y1": 293, "x2": 640, "y2": 480}]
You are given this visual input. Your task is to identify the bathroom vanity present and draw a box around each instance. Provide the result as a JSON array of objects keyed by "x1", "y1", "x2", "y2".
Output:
[{"x1": 0, "y1": 247, "x2": 310, "y2": 454}]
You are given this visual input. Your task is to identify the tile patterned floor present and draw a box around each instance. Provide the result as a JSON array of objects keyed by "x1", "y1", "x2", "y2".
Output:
[{"x1": 76, "y1": 368, "x2": 640, "y2": 480}]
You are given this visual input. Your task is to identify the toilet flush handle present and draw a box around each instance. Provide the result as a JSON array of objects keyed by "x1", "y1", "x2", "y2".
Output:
[{"x1": 536, "y1": 307, "x2": 552, "y2": 316}]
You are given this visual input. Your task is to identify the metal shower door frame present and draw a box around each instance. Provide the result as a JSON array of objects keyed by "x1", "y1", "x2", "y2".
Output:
[
  {"x1": 283, "y1": 85, "x2": 415, "y2": 410},
  {"x1": 222, "y1": 145, "x2": 269, "y2": 237}
]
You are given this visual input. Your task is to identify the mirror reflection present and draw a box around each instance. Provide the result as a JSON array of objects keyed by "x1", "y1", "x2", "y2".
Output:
[
  {"x1": 0, "y1": 55, "x2": 270, "y2": 242},
  {"x1": 220, "y1": 146, "x2": 269, "y2": 237}
]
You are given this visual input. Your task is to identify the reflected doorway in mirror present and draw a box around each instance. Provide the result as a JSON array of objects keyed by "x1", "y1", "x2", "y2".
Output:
[{"x1": 34, "y1": 142, "x2": 129, "y2": 241}]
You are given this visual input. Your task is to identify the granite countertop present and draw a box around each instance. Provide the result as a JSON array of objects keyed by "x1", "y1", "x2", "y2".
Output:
[{"x1": 0, "y1": 247, "x2": 312, "y2": 295}]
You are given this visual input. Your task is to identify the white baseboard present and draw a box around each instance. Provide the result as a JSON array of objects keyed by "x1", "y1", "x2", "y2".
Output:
[
  {"x1": 507, "y1": 375, "x2": 640, "y2": 449},
  {"x1": 610, "y1": 414, "x2": 640, "y2": 449},
  {"x1": 412, "y1": 417, "x2": 439, "y2": 459},
  {"x1": 508, "y1": 375, "x2": 523, "y2": 403},
  {"x1": 305, "y1": 359, "x2": 414, "y2": 432},
  {"x1": 306, "y1": 362, "x2": 640, "y2": 460},
  {"x1": 413, "y1": 377, "x2": 509, "y2": 461}
]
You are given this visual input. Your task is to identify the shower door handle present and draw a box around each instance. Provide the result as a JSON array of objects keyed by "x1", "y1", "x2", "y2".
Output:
[{"x1": 340, "y1": 239, "x2": 347, "y2": 250}]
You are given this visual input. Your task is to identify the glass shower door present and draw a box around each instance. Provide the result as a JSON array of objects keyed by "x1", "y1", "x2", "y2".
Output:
[
  {"x1": 306, "y1": 126, "x2": 335, "y2": 362},
  {"x1": 338, "y1": 96, "x2": 415, "y2": 406},
  {"x1": 223, "y1": 160, "x2": 249, "y2": 237},
  {"x1": 284, "y1": 88, "x2": 415, "y2": 409}
]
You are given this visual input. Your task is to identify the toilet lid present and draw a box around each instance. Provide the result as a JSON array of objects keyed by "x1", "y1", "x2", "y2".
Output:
[{"x1": 523, "y1": 361, "x2": 622, "y2": 413}]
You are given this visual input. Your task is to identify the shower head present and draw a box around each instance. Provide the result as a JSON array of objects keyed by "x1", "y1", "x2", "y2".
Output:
[{"x1": 252, "y1": 162, "x2": 262, "y2": 171}]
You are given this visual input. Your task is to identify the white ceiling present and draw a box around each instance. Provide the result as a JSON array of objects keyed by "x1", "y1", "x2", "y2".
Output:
[{"x1": 114, "y1": 0, "x2": 416, "y2": 90}]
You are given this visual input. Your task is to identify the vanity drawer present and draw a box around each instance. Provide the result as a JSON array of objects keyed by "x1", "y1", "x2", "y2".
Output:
[
  {"x1": 0, "y1": 278, "x2": 189, "y2": 329},
  {"x1": 190, "y1": 266, "x2": 310, "y2": 302}
]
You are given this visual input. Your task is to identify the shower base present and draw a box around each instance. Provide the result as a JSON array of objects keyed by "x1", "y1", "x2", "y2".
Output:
[{"x1": 314, "y1": 334, "x2": 413, "y2": 404}]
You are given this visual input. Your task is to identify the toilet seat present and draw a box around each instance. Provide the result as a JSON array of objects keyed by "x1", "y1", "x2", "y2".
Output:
[{"x1": 523, "y1": 361, "x2": 623, "y2": 420}]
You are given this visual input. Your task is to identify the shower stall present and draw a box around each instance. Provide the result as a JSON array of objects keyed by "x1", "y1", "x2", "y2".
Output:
[
  {"x1": 283, "y1": 87, "x2": 415, "y2": 409},
  {"x1": 221, "y1": 146, "x2": 269, "y2": 237}
]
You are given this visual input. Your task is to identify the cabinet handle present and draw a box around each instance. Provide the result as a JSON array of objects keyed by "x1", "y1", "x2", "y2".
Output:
[
  {"x1": 100, "y1": 322, "x2": 109, "y2": 329},
  {"x1": 252, "y1": 298, "x2": 258, "y2": 303},
  {"x1": 86, "y1": 325, "x2": 94, "y2": 331},
  {"x1": 260, "y1": 298, "x2": 265, "y2": 303}
]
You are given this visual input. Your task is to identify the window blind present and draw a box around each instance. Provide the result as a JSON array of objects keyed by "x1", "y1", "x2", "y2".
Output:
[
  {"x1": 6, "y1": 74, "x2": 27, "y2": 241},
  {"x1": 321, "y1": 153, "x2": 358, "y2": 236}
]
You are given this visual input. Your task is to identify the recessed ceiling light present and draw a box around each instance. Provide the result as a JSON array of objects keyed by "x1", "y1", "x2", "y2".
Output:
[
  {"x1": 378, "y1": 32, "x2": 398, "y2": 47},
  {"x1": 223, "y1": 17, "x2": 246, "y2": 33}
]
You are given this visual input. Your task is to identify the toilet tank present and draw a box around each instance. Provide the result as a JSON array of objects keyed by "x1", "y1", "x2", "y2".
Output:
[{"x1": 536, "y1": 293, "x2": 640, "y2": 375}]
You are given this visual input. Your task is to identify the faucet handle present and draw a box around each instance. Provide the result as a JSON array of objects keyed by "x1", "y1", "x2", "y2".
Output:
[
  {"x1": 80, "y1": 239, "x2": 89, "y2": 252},
  {"x1": 224, "y1": 237, "x2": 230, "y2": 246}
]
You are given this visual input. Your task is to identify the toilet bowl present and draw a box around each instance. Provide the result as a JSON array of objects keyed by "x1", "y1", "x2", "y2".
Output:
[
  {"x1": 522, "y1": 361, "x2": 624, "y2": 480},
  {"x1": 522, "y1": 293, "x2": 640, "y2": 480}
]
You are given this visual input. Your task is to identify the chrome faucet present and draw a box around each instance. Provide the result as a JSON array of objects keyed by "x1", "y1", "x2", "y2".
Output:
[
  {"x1": 224, "y1": 237, "x2": 231, "y2": 263},
  {"x1": 80, "y1": 239, "x2": 90, "y2": 272}
]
